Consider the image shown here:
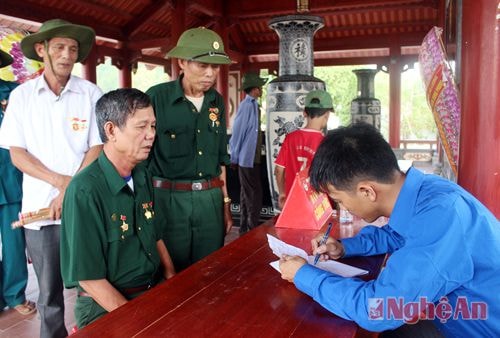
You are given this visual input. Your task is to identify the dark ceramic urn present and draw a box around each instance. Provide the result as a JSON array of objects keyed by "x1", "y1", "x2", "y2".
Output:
[
  {"x1": 350, "y1": 69, "x2": 381, "y2": 130},
  {"x1": 265, "y1": 15, "x2": 325, "y2": 210}
]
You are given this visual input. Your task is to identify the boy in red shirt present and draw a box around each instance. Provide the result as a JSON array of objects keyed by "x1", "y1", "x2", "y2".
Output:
[{"x1": 275, "y1": 90, "x2": 333, "y2": 208}]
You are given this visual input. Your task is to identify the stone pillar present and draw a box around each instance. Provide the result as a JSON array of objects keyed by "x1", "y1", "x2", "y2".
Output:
[
  {"x1": 266, "y1": 15, "x2": 325, "y2": 210},
  {"x1": 350, "y1": 69, "x2": 381, "y2": 130}
]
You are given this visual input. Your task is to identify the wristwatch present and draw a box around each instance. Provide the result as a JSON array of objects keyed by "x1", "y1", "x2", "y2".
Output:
[{"x1": 223, "y1": 197, "x2": 232, "y2": 204}]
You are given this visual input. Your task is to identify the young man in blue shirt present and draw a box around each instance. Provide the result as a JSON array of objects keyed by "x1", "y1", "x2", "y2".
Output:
[{"x1": 279, "y1": 123, "x2": 499, "y2": 337}]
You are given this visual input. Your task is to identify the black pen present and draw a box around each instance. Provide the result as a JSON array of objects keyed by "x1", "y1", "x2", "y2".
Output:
[{"x1": 313, "y1": 222, "x2": 333, "y2": 265}]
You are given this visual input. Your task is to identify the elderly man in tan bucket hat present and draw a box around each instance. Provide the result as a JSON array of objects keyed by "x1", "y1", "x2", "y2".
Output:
[{"x1": 0, "y1": 19, "x2": 103, "y2": 338}]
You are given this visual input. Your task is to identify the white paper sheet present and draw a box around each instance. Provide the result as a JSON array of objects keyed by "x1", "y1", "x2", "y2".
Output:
[{"x1": 267, "y1": 234, "x2": 368, "y2": 278}]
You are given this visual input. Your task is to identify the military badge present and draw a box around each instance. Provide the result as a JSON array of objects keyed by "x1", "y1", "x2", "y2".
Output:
[
  {"x1": 208, "y1": 107, "x2": 220, "y2": 127},
  {"x1": 120, "y1": 215, "x2": 129, "y2": 232},
  {"x1": 142, "y1": 201, "x2": 154, "y2": 219},
  {"x1": 69, "y1": 117, "x2": 88, "y2": 131}
]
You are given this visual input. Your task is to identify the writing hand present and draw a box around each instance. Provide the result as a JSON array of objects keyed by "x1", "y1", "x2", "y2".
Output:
[{"x1": 311, "y1": 235, "x2": 345, "y2": 261}]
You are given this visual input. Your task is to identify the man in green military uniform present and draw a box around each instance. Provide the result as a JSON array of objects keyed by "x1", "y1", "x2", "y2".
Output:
[
  {"x1": 0, "y1": 49, "x2": 36, "y2": 315},
  {"x1": 146, "y1": 27, "x2": 233, "y2": 271},
  {"x1": 61, "y1": 88, "x2": 175, "y2": 328}
]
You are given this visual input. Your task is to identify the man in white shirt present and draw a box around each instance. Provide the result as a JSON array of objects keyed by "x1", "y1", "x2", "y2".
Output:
[{"x1": 0, "y1": 19, "x2": 102, "y2": 338}]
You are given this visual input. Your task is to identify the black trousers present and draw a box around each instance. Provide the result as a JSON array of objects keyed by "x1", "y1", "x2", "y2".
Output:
[{"x1": 238, "y1": 164, "x2": 263, "y2": 233}]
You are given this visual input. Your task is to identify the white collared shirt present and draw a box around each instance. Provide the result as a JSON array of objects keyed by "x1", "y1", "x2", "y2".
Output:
[{"x1": 0, "y1": 74, "x2": 103, "y2": 229}]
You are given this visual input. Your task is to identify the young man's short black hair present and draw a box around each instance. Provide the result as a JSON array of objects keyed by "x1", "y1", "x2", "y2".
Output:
[
  {"x1": 304, "y1": 106, "x2": 331, "y2": 119},
  {"x1": 309, "y1": 123, "x2": 399, "y2": 192}
]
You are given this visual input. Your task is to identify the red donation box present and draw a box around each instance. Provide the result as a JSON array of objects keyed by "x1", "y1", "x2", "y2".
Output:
[{"x1": 276, "y1": 169, "x2": 333, "y2": 230}]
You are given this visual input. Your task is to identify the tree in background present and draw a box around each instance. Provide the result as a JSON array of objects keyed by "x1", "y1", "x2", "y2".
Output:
[{"x1": 315, "y1": 64, "x2": 436, "y2": 142}]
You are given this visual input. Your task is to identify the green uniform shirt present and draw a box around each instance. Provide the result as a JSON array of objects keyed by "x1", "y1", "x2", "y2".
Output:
[
  {"x1": 61, "y1": 151, "x2": 161, "y2": 291},
  {"x1": 0, "y1": 82, "x2": 22, "y2": 205},
  {"x1": 146, "y1": 76, "x2": 230, "y2": 180}
]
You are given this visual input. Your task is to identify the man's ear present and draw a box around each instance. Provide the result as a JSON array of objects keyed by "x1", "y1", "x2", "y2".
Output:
[
  {"x1": 178, "y1": 59, "x2": 187, "y2": 70},
  {"x1": 34, "y1": 42, "x2": 45, "y2": 59},
  {"x1": 357, "y1": 182, "x2": 377, "y2": 202},
  {"x1": 104, "y1": 121, "x2": 116, "y2": 142}
]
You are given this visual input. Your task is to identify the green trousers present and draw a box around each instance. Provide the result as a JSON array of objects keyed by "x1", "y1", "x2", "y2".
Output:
[
  {"x1": 75, "y1": 289, "x2": 146, "y2": 328},
  {"x1": 0, "y1": 202, "x2": 28, "y2": 308},
  {"x1": 154, "y1": 183, "x2": 224, "y2": 272}
]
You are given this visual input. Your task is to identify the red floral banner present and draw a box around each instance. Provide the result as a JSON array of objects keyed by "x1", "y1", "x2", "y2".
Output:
[{"x1": 418, "y1": 27, "x2": 460, "y2": 176}]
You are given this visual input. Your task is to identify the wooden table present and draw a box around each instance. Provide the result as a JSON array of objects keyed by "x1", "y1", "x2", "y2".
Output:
[{"x1": 73, "y1": 219, "x2": 385, "y2": 337}]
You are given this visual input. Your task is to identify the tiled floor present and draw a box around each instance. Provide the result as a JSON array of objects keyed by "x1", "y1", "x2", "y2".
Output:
[
  {"x1": 0, "y1": 226, "x2": 242, "y2": 337},
  {"x1": 0, "y1": 263, "x2": 77, "y2": 338}
]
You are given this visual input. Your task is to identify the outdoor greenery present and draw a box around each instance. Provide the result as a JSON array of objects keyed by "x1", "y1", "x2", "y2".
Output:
[
  {"x1": 314, "y1": 64, "x2": 437, "y2": 141},
  {"x1": 73, "y1": 58, "x2": 169, "y2": 93},
  {"x1": 73, "y1": 61, "x2": 436, "y2": 142}
]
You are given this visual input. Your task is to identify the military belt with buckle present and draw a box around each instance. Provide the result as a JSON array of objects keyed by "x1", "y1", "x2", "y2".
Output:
[{"x1": 152, "y1": 177, "x2": 224, "y2": 191}]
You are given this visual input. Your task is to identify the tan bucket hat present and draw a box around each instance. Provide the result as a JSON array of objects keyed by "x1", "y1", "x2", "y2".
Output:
[{"x1": 21, "y1": 19, "x2": 95, "y2": 62}]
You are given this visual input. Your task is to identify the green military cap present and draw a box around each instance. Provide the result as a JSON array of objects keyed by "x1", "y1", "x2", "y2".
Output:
[
  {"x1": 21, "y1": 19, "x2": 96, "y2": 62},
  {"x1": 167, "y1": 27, "x2": 231, "y2": 65},
  {"x1": 241, "y1": 73, "x2": 267, "y2": 91},
  {"x1": 305, "y1": 90, "x2": 333, "y2": 109},
  {"x1": 0, "y1": 49, "x2": 13, "y2": 68}
]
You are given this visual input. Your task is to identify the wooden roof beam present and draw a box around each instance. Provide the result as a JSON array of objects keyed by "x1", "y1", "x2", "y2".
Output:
[
  {"x1": 126, "y1": 38, "x2": 170, "y2": 50},
  {"x1": 69, "y1": 0, "x2": 133, "y2": 20},
  {"x1": 136, "y1": 55, "x2": 170, "y2": 67},
  {"x1": 310, "y1": 0, "x2": 438, "y2": 12},
  {"x1": 245, "y1": 32, "x2": 427, "y2": 54},
  {"x1": 123, "y1": 0, "x2": 174, "y2": 38},
  {"x1": 311, "y1": 2, "x2": 439, "y2": 17},
  {"x1": 228, "y1": 24, "x2": 247, "y2": 52},
  {"x1": 187, "y1": 0, "x2": 223, "y2": 17},
  {"x1": 0, "y1": 0, "x2": 124, "y2": 40},
  {"x1": 231, "y1": 0, "x2": 438, "y2": 20},
  {"x1": 246, "y1": 21, "x2": 435, "y2": 41},
  {"x1": 227, "y1": 49, "x2": 246, "y2": 64}
]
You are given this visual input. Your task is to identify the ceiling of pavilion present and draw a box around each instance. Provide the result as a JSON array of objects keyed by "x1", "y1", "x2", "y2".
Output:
[{"x1": 0, "y1": 0, "x2": 444, "y2": 71}]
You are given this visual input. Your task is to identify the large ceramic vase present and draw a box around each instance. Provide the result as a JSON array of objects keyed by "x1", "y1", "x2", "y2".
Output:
[
  {"x1": 266, "y1": 15, "x2": 325, "y2": 211},
  {"x1": 350, "y1": 69, "x2": 381, "y2": 129}
]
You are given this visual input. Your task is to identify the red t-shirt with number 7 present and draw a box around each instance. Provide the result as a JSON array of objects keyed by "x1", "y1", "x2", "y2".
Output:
[{"x1": 275, "y1": 128, "x2": 324, "y2": 196}]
